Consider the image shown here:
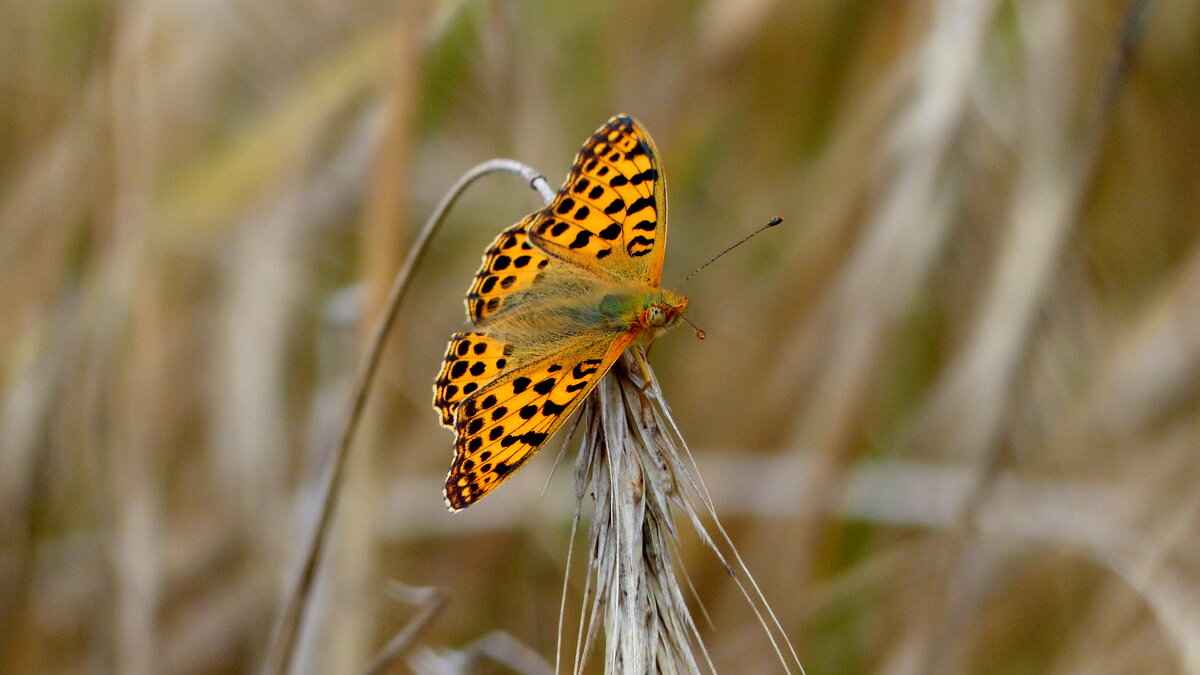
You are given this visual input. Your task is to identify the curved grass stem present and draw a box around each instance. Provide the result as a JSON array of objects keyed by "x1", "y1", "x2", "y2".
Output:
[{"x1": 262, "y1": 158, "x2": 551, "y2": 674}]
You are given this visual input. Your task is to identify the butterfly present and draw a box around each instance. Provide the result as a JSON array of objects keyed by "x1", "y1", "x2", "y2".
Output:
[{"x1": 434, "y1": 116, "x2": 687, "y2": 511}]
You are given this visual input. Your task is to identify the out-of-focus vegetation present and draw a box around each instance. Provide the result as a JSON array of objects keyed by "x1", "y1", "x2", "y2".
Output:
[{"x1": 3, "y1": 0, "x2": 1199, "y2": 672}]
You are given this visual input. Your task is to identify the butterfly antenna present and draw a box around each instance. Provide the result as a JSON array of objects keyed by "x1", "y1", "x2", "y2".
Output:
[
  {"x1": 679, "y1": 313, "x2": 707, "y2": 340},
  {"x1": 676, "y1": 216, "x2": 782, "y2": 289}
]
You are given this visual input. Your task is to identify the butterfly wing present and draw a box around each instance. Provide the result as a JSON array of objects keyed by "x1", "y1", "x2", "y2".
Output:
[
  {"x1": 433, "y1": 331, "x2": 513, "y2": 428},
  {"x1": 528, "y1": 116, "x2": 668, "y2": 287},
  {"x1": 459, "y1": 116, "x2": 666, "y2": 327},
  {"x1": 463, "y1": 214, "x2": 551, "y2": 323},
  {"x1": 442, "y1": 332, "x2": 636, "y2": 510}
]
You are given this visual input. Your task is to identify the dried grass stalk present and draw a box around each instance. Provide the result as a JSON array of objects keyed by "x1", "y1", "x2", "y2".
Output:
[
  {"x1": 567, "y1": 352, "x2": 804, "y2": 674},
  {"x1": 264, "y1": 159, "x2": 553, "y2": 673}
]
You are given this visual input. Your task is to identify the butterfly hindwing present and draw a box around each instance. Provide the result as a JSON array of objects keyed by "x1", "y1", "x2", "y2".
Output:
[
  {"x1": 443, "y1": 333, "x2": 636, "y2": 510},
  {"x1": 433, "y1": 332, "x2": 513, "y2": 428},
  {"x1": 464, "y1": 215, "x2": 551, "y2": 323},
  {"x1": 529, "y1": 116, "x2": 668, "y2": 287}
]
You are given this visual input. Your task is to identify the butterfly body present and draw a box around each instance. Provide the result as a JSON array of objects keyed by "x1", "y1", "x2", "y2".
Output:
[{"x1": 435, "y1": 116, "x2": 679, "y2": 511}]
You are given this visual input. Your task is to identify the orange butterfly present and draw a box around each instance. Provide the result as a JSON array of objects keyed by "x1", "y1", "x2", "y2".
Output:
[{"x1": 434, "y1": 116, "x2": 686, "y2": 511}]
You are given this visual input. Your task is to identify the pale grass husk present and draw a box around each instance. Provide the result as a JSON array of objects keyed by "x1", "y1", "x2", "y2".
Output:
[{"x1": 564, "y1": 351, "x2": 803, "y2": 675}]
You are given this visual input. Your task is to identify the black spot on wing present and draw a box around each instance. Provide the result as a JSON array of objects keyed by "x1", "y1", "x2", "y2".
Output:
[
  {"x1": 626, "y1": 235, "x2": 654, "y2": 257},
  {"x1": 569, "y1": 230, "x2": 592, "y2": 250},
  {"x1": 630, "y1": 168, "x2": 658, "y2": 186},
  {"x1": 572, "y1": 359, "x2": 603, "y2": 379},
  {"x1": 626, "y1": 196, "x2": 655, "y2": 217}
]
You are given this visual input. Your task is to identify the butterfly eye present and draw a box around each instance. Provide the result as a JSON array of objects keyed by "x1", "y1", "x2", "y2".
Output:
[{"x1": 646, "y1": 305, "x2": 667, "y2": 327}]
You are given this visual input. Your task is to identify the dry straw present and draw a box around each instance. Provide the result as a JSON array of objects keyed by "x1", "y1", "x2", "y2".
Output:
[
  {"x1": 264, "y1": 158, "x2": 553, "y2": 673},
  {"x1": 565, "y1": 353, "x2": 803, "y2": 674}
]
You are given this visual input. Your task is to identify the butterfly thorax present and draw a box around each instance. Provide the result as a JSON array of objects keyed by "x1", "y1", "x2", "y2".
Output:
[{"x1": 477, "y1": 275, "x2": 686, "y2": 356}]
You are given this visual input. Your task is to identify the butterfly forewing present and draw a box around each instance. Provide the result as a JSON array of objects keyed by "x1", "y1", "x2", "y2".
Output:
[
  {"x1": 444, "y1": 334, "x2": 636, "y2": 510},
  {"x1": 464, "y1": 215, "x2": 551, "y2": 323},
  {"x1": 530, "y1": 116, "x2": 668, "y2": 287}
]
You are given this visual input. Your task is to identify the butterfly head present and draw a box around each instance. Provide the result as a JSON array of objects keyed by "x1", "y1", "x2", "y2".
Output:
[{"x1": 639, "y1": 290, "x2": 688, "y2": 332}]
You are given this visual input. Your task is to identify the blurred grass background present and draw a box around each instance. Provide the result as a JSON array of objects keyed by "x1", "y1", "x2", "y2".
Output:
[{"x1": 3, "y1": 0, "x2": 1200, "y2": 672}]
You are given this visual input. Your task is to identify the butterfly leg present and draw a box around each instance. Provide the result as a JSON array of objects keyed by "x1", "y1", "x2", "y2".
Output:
[
  {"x1": 625, "y1": 348, "x2": 661, "y2": 427},
  {"x1": 631, "y1": 347, "x2": 655, "y2": 393}
]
